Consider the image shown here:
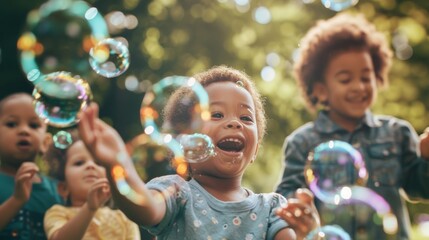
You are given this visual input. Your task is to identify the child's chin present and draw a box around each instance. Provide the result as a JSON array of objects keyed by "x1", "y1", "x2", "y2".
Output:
[{"x1": 217, "y1": 149, "x2": 244, "y2": 160}]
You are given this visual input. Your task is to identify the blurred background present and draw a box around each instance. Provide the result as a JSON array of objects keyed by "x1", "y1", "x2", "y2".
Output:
[{"x1": 1, "y1": 0, "x2": 429, "y2": 238}]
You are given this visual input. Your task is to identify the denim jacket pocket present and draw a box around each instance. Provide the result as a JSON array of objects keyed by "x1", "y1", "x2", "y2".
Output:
[{"x1": 367, "y1": 142, "x2": 400, "y2": 186}]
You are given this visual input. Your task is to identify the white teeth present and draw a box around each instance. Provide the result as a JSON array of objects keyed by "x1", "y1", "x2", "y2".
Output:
[{"x1": 219, "y1": 138, "x2": 243, "y2": 145}]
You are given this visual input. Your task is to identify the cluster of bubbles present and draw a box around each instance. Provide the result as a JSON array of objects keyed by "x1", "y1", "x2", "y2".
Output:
[
  {"x1": 17, "y1": 0, "x2": 132, "y2": 149},
  {"x1": 17, "y1": 0, "x2": 218, "y2": 209},
  {"x1": 139, "y1": 76, "x2": 214, "y2": 176},
  {"x1": 304, "y1": 140, "x2": 398, "y2": 239}
]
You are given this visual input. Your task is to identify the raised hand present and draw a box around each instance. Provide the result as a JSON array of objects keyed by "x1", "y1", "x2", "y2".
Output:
[
  {"x1": 78, "y1": 103, "x2": 129, "y2": 168},
  {"x1": 86, "y1": 178, "x2": 111, "y2": 211},
  {"x1": 420, "y1": 127, "x2": 429, "y2": 159},
  {"x1": 13, "y1": 162, "x2": 39, "y2": 203},
  {"x1": 276, "y1": 188, "x2": 320, "y2": 239}
]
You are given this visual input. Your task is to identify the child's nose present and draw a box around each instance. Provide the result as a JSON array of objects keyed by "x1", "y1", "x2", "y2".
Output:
[
  {"x1": 352, "y1": 80, "x2": 366, "y2": 90},
  {"x1": 226, "y1": 119, "x2": 242, "y2": 129},
  {"x1": 85, "y1": 161, "x2": 97, "y2": 169},
  {"x1": 18, "y1": 124, "x2": 30, "y2": 135}
]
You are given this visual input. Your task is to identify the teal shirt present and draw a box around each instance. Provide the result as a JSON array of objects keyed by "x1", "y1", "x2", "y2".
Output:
[
  {"x1": 0, "y1": 172, "x2": 63, "y2": 240},
  {"x1": 144, "y1": 175, "x2": 289, "y2": 240},
  {"x1": 276, "y1": 110, "x2": 429, "y2": 240}
]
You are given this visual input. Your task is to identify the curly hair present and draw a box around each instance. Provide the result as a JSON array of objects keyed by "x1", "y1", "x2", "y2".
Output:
[
  {"x1": 293, "y1": 13, "x2": 393, "y2": 111},
  {"x1": 163, "y1": 65, "x2": 266, "y2": 143}
]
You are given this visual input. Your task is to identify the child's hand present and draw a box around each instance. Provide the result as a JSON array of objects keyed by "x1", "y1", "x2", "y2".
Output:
[
  {"x1": 86, "y1": 178, "x2": 111, "y2": 211},
  {"x1": 420, "y1": 127, "x2": 429, "y2": 159},
  {"x1": 13, "y1": 162, "x2": 39, "y2": 203},
  {"x1": 276, "y1": 188, "x2": 320, "y2": 239},
  {"x1": 78, "y1": 103, "x2": 128, "y2": 168}
]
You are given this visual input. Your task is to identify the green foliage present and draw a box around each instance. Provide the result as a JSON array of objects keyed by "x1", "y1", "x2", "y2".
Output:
[
  {"x1": 87, "y1": 0, "x2": 429, "y2": 220},
  {"x1": 3, "y1": 0, "x2": 429, "y2": 226}
]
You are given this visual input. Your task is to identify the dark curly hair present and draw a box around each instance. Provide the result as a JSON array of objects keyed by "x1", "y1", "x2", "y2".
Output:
[
  {"x1": 293, "y1": 13, "x2": 393, "y2": 111},
  {"x1": 163, "y1": 65, "x2": 267, "y2": 143}
]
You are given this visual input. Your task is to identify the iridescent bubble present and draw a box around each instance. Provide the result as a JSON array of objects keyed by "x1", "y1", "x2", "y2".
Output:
[
  {"x1": 32, "y1": 71, "x2": 92, "y2": 128},
  {"x1": 321, "y1": 0, "x2": 359, "y2": 12},
  {"x1": 125, "y1": 133, "x2": 176, "y2": 180},
  {"x1": 305, "y1": 140, "x2": 368, "y2": 201},
  {"x1": 89, "y1": 38, "x2": 130, "y2": 78},
  {"x1": 306, "y1": 225, "x2": 351, "y2": 240},
  {"x1": 178, "y1": 133, "x2": 215, "y2": 163},
  {"x1": 53, "y1": 130, "x2": 73, "y2": 149},
  {"x1": 110, "y1": 133, "x2": 178, "y2": 206},
  {"x1": 305, "y1": 140, "x2": 398, "y2": 236},
  {"x1": 140, "y1": 76, "x2": 210, "y2": 176},
  {"x1": 17, "y1": 0, "x2": 109, "y2": 84}
]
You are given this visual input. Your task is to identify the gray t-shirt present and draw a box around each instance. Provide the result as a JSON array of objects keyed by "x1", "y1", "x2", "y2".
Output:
[{"x1": 144, "y1": 175, "x2": 289, "y2": 240}]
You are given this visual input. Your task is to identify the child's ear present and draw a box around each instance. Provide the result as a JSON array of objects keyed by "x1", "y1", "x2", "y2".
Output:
[
  {"x1": 40, "y1": 133, "x2": 52, "y2": 154},
  {"x1": 313, "y1": 82, "x2": 328, "y2": 104},
  {"x1": 57, "y1": 181, "x2": 69, "y2": 202}
]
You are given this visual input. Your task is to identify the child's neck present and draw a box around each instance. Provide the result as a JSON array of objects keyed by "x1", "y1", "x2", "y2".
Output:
[
  {"x1": 0, "y1": 164, "x2": 19, "y2": 175},
  {"x1": 193, "y1": 175, "x2": 248, "y2": 201},
  {"x1": 327, "y1": 112, "x2": 363, "y2": 133}
]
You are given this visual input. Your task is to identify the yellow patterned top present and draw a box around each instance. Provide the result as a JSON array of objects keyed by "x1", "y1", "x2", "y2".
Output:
[{"x1": 44, "y1": 205, "x2": 140, "y2": 240}]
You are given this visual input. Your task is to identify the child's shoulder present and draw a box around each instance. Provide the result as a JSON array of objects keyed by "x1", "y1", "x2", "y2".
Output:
[
  {"x1": 286, "y1": 121, "x2": 317, "y2": 141},
  {"x1": 372, "y1": 114, "x2": 414, "y2": 129}
]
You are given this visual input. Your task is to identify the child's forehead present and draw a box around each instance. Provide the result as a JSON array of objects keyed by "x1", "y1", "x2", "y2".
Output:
[
  {"x1": 205, "y1": 81, "x2": 255, "y2": 107},
  {"x1": 2, "y1": 95, "x2": 33, "y2": 107},
  {"x1": 0, "y1": 96, "x2": 39, "y2": 118}
]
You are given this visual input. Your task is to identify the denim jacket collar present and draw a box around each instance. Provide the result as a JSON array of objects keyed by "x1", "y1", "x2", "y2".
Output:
[{"x1": 314, "y1": 110, "x2": 382, "y2": 134}]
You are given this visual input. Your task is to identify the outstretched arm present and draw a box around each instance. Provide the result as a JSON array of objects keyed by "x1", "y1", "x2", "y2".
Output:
[
  {"x1": 47, "y1": 179, "x2": 111, "y2": 240},
  {"x1": 78, "y1": 103, "x2": 166, "y2": 226},
  {"x1": 0, "y1": 162, "x2": 38, "y2": 230}
]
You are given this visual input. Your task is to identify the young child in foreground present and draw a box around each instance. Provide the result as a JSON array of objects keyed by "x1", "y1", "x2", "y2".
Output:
[
  {"x1": 275, "y1": 13, "x2": 429, "y2": 239},
  {"x1": 0, "y1": 93, "x2": 63, "y2": 239},
  {"x1": 78, "y1": 66, "x2": 319, "y2": 239},
  {"x1": 43, "y1": 129, "x2": 140, "y2": 240}
]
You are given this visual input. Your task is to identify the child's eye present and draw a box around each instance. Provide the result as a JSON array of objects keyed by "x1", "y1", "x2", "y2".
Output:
[
  {"x1": 73, "y1": 160, "x2": 85, "y2": 166},
  {"x1": 211, "y1": 112, "x2": 223, "y2": 119},
  {"x1": 241, "y1": 116, "x2": 254, "y2": 122},
  {"x1": 29, "y1": 122, "x2": 41, "y2": 129},
  {"x1": 5, "y1": 122, "x2": 17, "y2": 128},
  {"x1": 339, "y1": 79, "x2": 350, "y2": 84}
]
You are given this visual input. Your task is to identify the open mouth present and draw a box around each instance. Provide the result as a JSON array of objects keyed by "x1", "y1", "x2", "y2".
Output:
[
  {"x1": 216, "y1": 137, "x2": 245, "y2": 152},
  {"x1": 17, "y1": 140, "x2": 31, "y2": 147}
]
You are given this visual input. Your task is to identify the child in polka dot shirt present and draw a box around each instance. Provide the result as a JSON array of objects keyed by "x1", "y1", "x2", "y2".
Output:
[{"x1": 78, "y1": 66, "x2": 319, "y2": 239}]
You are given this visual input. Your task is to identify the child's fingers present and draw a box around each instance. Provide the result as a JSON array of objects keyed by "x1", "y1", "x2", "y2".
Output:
[
  {"x1": 16, "y1": 162, "x2": 39, "y2": 177},
  {"x1": 87, "y1": 103, "x2": 99, "y2": 132},
  {"x1": 277, "y1": 206, "x2": 314, "y2": 234},
  {"x1": 295, "y1": 188, "x2": 314, "y2": 204},
  {"x1": 281, "y1": 198, "x2": 313, "y2": 217},
  {"x1": 78, "y1": 106, "x2": 96, "y2": 146},
  {"x1": 16, "y1": 172, "x2": 35, "y2": 183}
]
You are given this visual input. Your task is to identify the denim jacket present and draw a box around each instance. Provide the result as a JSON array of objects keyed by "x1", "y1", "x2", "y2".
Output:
[{"x1": 276, "y1": 110, "x2": 429, "y2": 240}]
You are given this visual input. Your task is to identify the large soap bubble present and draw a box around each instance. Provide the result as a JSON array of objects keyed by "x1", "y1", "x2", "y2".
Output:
[{"x1": 32, "y1": 71, "x2": 92, "y2": 128}]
